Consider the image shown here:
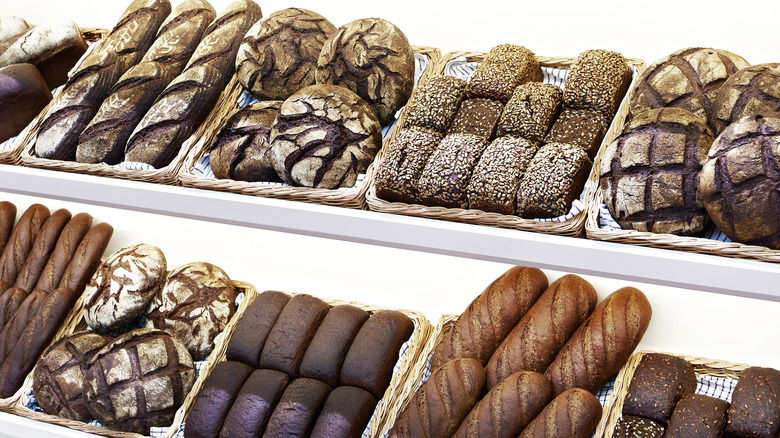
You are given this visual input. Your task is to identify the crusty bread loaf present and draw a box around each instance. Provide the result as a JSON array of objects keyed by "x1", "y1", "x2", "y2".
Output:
[
  {"x1": 225, "y1": 290, "x2": 290, "y2": 367},
  {"x1": 219, "y1": 369, "x2": 289, "y2": 438},
  {"x1": 563, "y1": 49, "x2": 632, "y2": 120},
  {"x1": 57, "y1": 222, "x2": 113, "y2": 295},
  {"x1": 622, "y1": 353, "x2": 697, "y2": 426},
  {"x1": 0, "y1": 63, "x2": 52, "y2": 143},
  {"x1": 0, "y1": 17, "x2": 29, "y2": 44},
  {"x1": 496, "y1": 82, "x2": 563, "y2": 142},
  {"x1": 263, "y1": 378, "x2": 331, "y2": 437},
  {"x1": 417, "y1": 133, "x2": 489, "y2": 208},
  {"x1": 545, "y1": 287, "x2": 652, "y2": 396},
  {"x1": 430, "y1": 266, "x2": 548, "y2": 370},
  {"x1": 184, "y1": 360, "x2": 254, "y2": 438},
  {"x1": 518, "y1": 388, "x2": 603, "y2": 438},
  {"x1": 726, "y1": 366, "x2": 780, "y2": 438},
  {"x1": 0, "y1": 289, "x2": 46, "y2": 363},
  {"x1": 0, "y1": 287, "x2": 25, "y2": 331},
  {"x1": 466, "y1": 44, "x2": 542, "y2": 104},
  {"x1": 13, "y1": 209, "x2": 71, "y2": 293},
  {"x1": 0, "y1": 204, "x2": 50, "y2": 285},
  {"x1": 374, "y1": 126, "x2": 444, "y2": 204},
  {"x1": 310, "y1": 386, "x2": 377, "y2": 438},
  {"x1": 100, "y1": 0, "x2": 172, "y2": 73},
  {"x1": 34, "y1": 213, "x2": 92, "y2": 292},
  {"x1": 714, "y1": 64, "x2": 780, "y2": 133},
  {"x1": 0, "y1": 202, "x2": 16, "y2": 256},
  {"x1": 666, "y1": 394, "x2": 730, "y2": 438}
]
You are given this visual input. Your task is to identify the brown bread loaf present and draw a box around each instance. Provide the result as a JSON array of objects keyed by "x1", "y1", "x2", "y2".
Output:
[
  {"x1": 486, "y1": 274, "x2": 598, "y2": 388},
  {"x1": 263, "y1": 378, "x2": 332, "y2": 437},
  {"x1": 225, "y1": 290, "x2": 290, "y2": 367},
  {"x1": 57, "y1": 222, "x2": 113, "y2": 295},
  {"x1": 310, "y1": 386, "x2": 378, "y2": 438},
  {"x1": 467, "y1": 44, "x2": 542, "y2": 104},
  {"x1": 726, "y1": 366, "x2": 780, "y2": 438},
  {"x1": 0, "y1": 63, "x2": 52, "y2": 143},
  {"x1": 430, "y1": 266, "x2": 548, "y2": 370},
  {"x1": 544, "y1": 108, "x2": 608, "y2": 159},
  {"x1": 374, "y1": 127, "x2": 444, "y2": 204},
  {"x1": 563, "y1": 49, "x2": 632, "y2": 120},
  {"x1": 404, "y1": 75, "x2": 468, "y2": 133},
  {"x1": 389, "y1": 358, "x2": 485, "y2": 438},
  {"x1": 665, "y1": 394, "x2": 729, "y2": 438},
  {"x1": 0, "y1": 287, "x2": 25, "y2": 330},
  {"x1": 518, "y1": 388, "x2": 603, "y2": 438},
  {"x1": 496, "y1": 82, "x2": 563, "y2": 141},
  {"x1": 447, "y1": 98, "x2": 504, "y2": 141},
  {"x1": 714, "y1": 63, "x2": 780, "y2": 133},
  {"x1": 545, "y1": 287, "x2": 652, "y2": 396},
  {"x1": 417, "y1": 133, "x2": 489, "y2": 209},
  {"x1": 100, "y1": 0, "x2": 172, "y2": 73},
  {"x1": 13, "y1": 208, "x2": 71, "y2": 293},
  {"x1": 0, "y1": 289, "x2": 46, "y2": 362},
  {"x1": 0, "y1": 204, "x2": 50, "y2": 285},
  {"x1": 219, "y1": 369, "x2": 289, "y2": 438},
  {"x1": 34, "y1": 213, "x2": 92, "y2": 292},
  {"x1": 622, "y1": 353, "x2": 697, "y2": 426},
  {"x1": 0, "y1": 202, "x2": 16, "y2": 255},
  {"x1": 184, "y1": 360, "x2": 254, "y2": 438},
  {"x1": 613, "y1": 416, "x2": 665, "y2": 437}
]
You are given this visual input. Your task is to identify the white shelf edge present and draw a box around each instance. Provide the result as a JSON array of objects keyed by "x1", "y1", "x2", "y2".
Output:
[
  {"x1": 0, "y1": 163, "x2": 778, "y2": 302},
  {"x1": 0, "y1": 412, "x2": 96, "y2": 438}
]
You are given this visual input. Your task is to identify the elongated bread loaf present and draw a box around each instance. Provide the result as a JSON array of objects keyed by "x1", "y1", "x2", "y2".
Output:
[
  {"x1": 0, "y1": 287, "x2": 25, "y2": 331},
  {"x1": 34, "y1": 213, "x2": 92, "y2": 292},
  {"x1": 0, "y1": 204, "x2": 50, "y2": 285},
  {"x1": 13, "y1": 209, "x2": 71, "y2": 293},
  {"x1": 518, "y1": 388, "x2": 603, "y2": 438},
  {"x1": 100, "y1": 0, "x2": 172, "y2": 72},
  {"x1": 57, "y1": 222, "x2": 113, "y2": 295},
  {"x1": 0, "y1": 289, "x2": 47, "y2": 363},
  {"x1": 0, "y1": 201, "x2": 16, "y2": 256}
]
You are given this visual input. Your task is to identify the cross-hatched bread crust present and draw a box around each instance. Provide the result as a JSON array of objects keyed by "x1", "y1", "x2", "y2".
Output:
[{"x1": 714, "y1": 63, "x2": 780, "y2": 133}]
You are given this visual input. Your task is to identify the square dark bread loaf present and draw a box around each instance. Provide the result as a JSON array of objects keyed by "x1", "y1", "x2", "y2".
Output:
[
  {"x1": 613, "y1": 415, "x2": 665, "y2": 438},
  {"x1": 467, "y1": 44, "x2": 542, "y2": 104},
  {"x1": 497, "y1": 82, "x2": 563, "y2": 142},
  {"x1": 225, "y1": 290, "x2": 290, "y2": 368},
  {"x1": 417, "y1": 133, "x2": 489, "y2": 208},
  {"x1": 726, "y1": 366, "x2": 780, "y2": 438},
  {"x1": 563, "y1": 49, "x2": 632, "y2": 120},
  {"x1": 665, "y1": 394, "x2": 729, "y2": 438},
  {"x1": 375, "y1": 127, "x2": 443, "y2": 204},
  {"x1": 404, "y1": 75, "x2": 468, "y2": 133},
  {"x1": 183, "y1": 360, "x2": 254, "y2": 438},
  {"x1": 219, "y1": 369, "x2": 290, "y2": 438},
  {"x1": 622, "y1": 353, "x2": 697, "y2": 426},
  {"x1": 447, "y1": 98, "x2": 504, "y2": 141},
  {"x1": 545, "y1": 108, "x2": 608, "y2": 159},
  {"x1": 263, "y1": 378, "x2": 331, "y2": 437},
  {"x1": 310, "y1": 386, "x2": 377, "y2": 438}
]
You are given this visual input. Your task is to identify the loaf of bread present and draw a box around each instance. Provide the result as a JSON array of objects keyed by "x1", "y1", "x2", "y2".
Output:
[
  {"x1": 486, "y1": 274, "x2": 598, "y2": 388},
  {"x1": 100, "y1": 0, "x2": 172, "y2": 73},
  {"x1": 467, "y1": 44, "x2": 542, "y2": 104},
  {"x1": 404, "y1": 75, "x2": 468, "y2": 133},
  {"x1": 0, "y1": 289, "x2": 46, "y2": 363},
  {"x1": 563, "y1": 49, "x2": 632, "y2": 120},
  {"x1": 613, "y1": 415, "x2": 665, "y2": 438},
  {"x1": 34, "y1": 213, "x2": 92, "y2": 292},
  {"x1": 225, "y1": 290, "x2": 290, "y2": 367},
  {"x1": 666, "y1": 394, "x2": 729, "y2": 438},
  {"x1": 374, "y1": 127, "x2": 443, "y2": 204},
  {"x1": 726, "y1": 366, "x2": 780, "y2": 438},
  {"x1": 0, "y1": 202, "x2": 16, "y2": 256},
  {"x1": 545, "y1": 287, "x2": 652, "y2": 396},
  {"x1": 447, "y1": 98, "x2": 504, "y2": 141},
  {"x1": 389, "y1": 358, "x2": 485, "y2": 438},
  {"x1": 0, "y1": 17, "x2": 29, "y2": 44},
  {"x1": 13, "y1": 208, "x2": 71, "y2": 293},
  {"x1": 497, "y1": 82, "x2": 563, "y2": 141},
  {"x1": 622, "y1": 353, "x2": 697, "y2": 426},
  {"x1": 518, "y1": 388, "x2": 603, "y2": 438},
  {"x1": 714, "y1": 63, "x2": 780, "y2": 133},
  {"x1": 453, "y1": 371, "x2": 551, "y2": 438},
  {"x1": 430, "y1": 266, "x2": 548, "y2": 370},
  {"x1": 0, "y1": 63, "x2": 52, "y2": 143},
  {"x1": 0, "y1": 204, "x2": 49, "y2": 285},
  {"x1": 310, "y1": 386, "x2": 377, "y2": 438},
  {"x1": 184, "y1": 360, "x2": 254, "y2": 438},
  {"x1": 263, "y1": 378, "x2": 332, "y2": 437},
  {"x1": 544, "y1": 108, "x2": 608, "y2": 159},
  {"x1": 0, "y1": 287, "x2": 25, "y2": 331},
  {"x1": 57, "y1": 222, "x2": 113, "y2": 294},
  {"x1": 417, "y1": 133, "x2": 488, "y2": 208},
  {"x1": 219, "y1": 369, "x2": 289, "y2": 438}
]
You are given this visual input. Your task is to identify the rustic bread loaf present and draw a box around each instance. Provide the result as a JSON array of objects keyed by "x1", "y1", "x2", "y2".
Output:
[
  {"x1": 0, "y1": 202, "x2": 16, "y2": 256},
  {"x1": 404, "y1": 75, "x2": 468, "y2": 133},
  {"x1": 219, "y1": 369, "x2": 289, "y2": 438},
  {"x1": 614, "y1": 415, "x2": 665, "y2": 437},
  {"x1": 417, "y1": 133, "x2": 489, "y2": 208},
  {"x1": 544, "y1": 108, "x2": 608, "y2": 159},
  {"x1": 263, "y1": 378, "x2": 331, "y2": 437},
  {"x1": 447, "y1": 98, "x2": 504, "y2": 140},
  {"x1": 34, "y1": 213, "x2": 92, "y2": 292},
  {"x1": 518, "y1": 388, "x2": 603, "y2": 438},
  {"x1": 374, "y1": 126, "x2": 443, "y2": 204},
  {"x1": 57, "y1": 222, "x2": 113, "y2": 295},
  {"x1": 497, "y1": 82, "x2": 563, "y2": 141},
  {"x1": 100, "y1": 0, "x2": 172, "y2": 73},
  {"x1": 622, "y1": 353, "x2": 697, "y2": 426},
  {"x1": 13, "y1": 208, "x2": 71, "y2": 293},
  {"x1": 467, "y1": 44, "x2": 542, "y2": 104},
  {"x1": 666, "y1": 394, "x2": 729, "y2": 438},
  {"x1": 0, "y1": 287, "x2": 25, "y2": 331},
  {"x1": 0, "y1": 204, "x2": 49, "y2": 285},
  {"x1": 0, "y1": 289, "x2": 46, "y2": 363},
  {"x1": 0, "y1": 17, "x2": 29, "y2": 44},
  {"x1": 183, "y1": 360, "x2": 254, "y2": 438},
  {"x1": 563, "y1": 49, "x2": 632, "y2": 120},
  {"x1": 225, "y1": 290, "x2": 290, "y2": 367},
  {"x1": 0, "y1": 63, "x2": 52, "y2": 143},
  {"x1": 714, "y1": 63, "x2": 780, "y2": 133},
  {"x1": 726, "y1": 366, "x2": 780, "y2": 438},
  {"x1": 310, "y1": 386, "x2": 377, "y2": 438}
]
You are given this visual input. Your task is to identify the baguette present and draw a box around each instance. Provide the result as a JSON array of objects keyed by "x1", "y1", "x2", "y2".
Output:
[
  {"x1": 430, "y1": 266, "x2": 548, "y2": 370},
  {"x1": 517, "y1": 388, "x2": 603, "y2": 438},
  {"x1": 57, "y1": 222, "x2": 113, "y2": 295},
  {"x1": 486, "y1": 274, "x2": 598, "y2": 388},
  {"x1": 0, "y1": 201, "x2": 16, "y2": 256},
  {"x1": 0, "y1": 204, "x2": 50, "y2": 285},
  {"x1": 0, "y1": 287, "x2": 25, "y2": 331},
  {"x1": 545, "y1": 287, "x2": 652, "y2": 396},
  {"x1": 13, "y1": 209, "x2": 71, "y2": 293},
  {"x1": 100, "y1": 0, "x2": 172, "y2": 72},
  {"x1": 0, "y1": 289, "x2": 47, "y2": 363},
  {"x1": 34, "y1": 213, "x2": 93, "y2": 292}
]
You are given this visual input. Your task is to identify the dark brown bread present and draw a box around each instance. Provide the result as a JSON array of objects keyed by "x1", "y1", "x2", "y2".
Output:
[
  {"x1": 0, "y1": 204, "x2": 50, "y2": 285},
  {"x1": 453, "y1": 371, "x2": 551, "y2": 438},
  {"x1": 310, "y1": 386, "x2": 377, "y2": 438},
  {"x1": 0, "y1": 202, "x2": 16, "y2": 256},
  {"x1": 417, "y1": 133, "x2": 489, "y2": 208},
  {"x1": 563, "y1": 49, "x2": 632, "y2": 120},
  {"x1": 497, "y1": 82, "x2": 563, "y2": 141},
  {"x1": 404, "y1": 75, "x2": 468, "y2": 133},
  {"x1": 726, "y1": 366, "x2": 780, "y2": 438},
  {"x1": 263, "y1": 378, "x2": 331, "y2": 437},
  {"x1": 34, "y1": 213, "x2": 92, "y2": 292},
  {"x1": 0, "y1": 63, "x2": 52, "y2": 143},
  {"x1": 466, "y1": 44, "x2": 542, "y2": 104},
  {"x1": 0, "y1": 289, "x2": 46, "y2": 363},
  {"x1": 714, "y1": 63, "x2": 780, "y2": 133},
  {"x1": 486, "y1": 274, "x2": 598, "y2": 388},
  {"x1": 389, "y1": 358, "x2": 485, "y2": 438},
  {"x1": 0, "y1": 287, "x2": 25, "y2": 331},
  {"x1": 614, "y1": 416, "x2": 665, "y2": 438},
  {"x1": 258, "y1": 293, "x2": 329, "y2": 376},
  {"x1": 518, "y1": 388, "x2": 603, "y2": 438},
  {"x1": 100, "y1": 0, "x2": 172, "y2": 72},
  {"x1": 57, "y1": 222, "x2": 112, "y2": 295},
  {"x1": 374, "y1": 127, "x2": 444, "y2": 204},
  {"x1": 299, "y1": 304, "x2": 370, "y2": 387},
  {"x1": 545, "y1": 287, "x2": 652, "y2": 396},
  {"x1": 225, "y1": 290, "x2": 290, "y2": 367},
  {"x1": 219, "y1": 369, "x2": 289, "y2": 438},
  {"x1": 430, "y1": 266, "x2": 548, "y2": 371},
  {"x1": 340, "y1": 310, "x2": 414, "y2": 399},
  {"x1": 666, "y1": 394, "x2": 729, "y2": 438},
  {"x1": 13, "y1": 208, "x2": 71, "y2": 293},
  {"x1": 184, "y1": 360, "x2": 254, "y2": 438},
  {"x1": 622, "y1": 353, "x2": 697, "y2": 426},
  {"x1": 544, "y1": 108, "x2": 608, "y2": 159},
  {"x1": 447, "y1": 98, "x2": 504, "y2": 141}
]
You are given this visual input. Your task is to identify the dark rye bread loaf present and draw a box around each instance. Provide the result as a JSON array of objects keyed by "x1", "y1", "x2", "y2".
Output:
[
  {"x1": 417, "y1": 133, "x2": 489, "y2": 208},
  {"x1": 100, "y1": 0, "x2": 172, "y2": 73},
  {"x1": 544, "y1": 108, "x2": 608, "y2": 159},
  {"x1": 430, "y1": 266, "x2": 548, "y2": 370},
  {"x1": 447, "y1": 98, "x2": 504, "y2": 141},
  {"x1": 184, "y1": 360, "x2": 254, "y2": 438},
  {"x1": 0, "y1": 202, "x2": 16, "y2": 256},
  {"x1": 237, "y1": 8, "x2": 336, "y2": 101},
  {"x1": 486, "y1": 274, "x2": 598, "y2": 388},
  {"x1": 714, "y1": 63, "x2": 780, "y2": 133},
  {"x1": 0, "y1": 63, "x2": 52, "y2": 143},
  {"x1": 600, "y1": 107, "x2": 714, "y2": 235},
  {"x1": 263, "y1": 378, "x2": 331, "y2": 437},
  {"x1": 310, "y1": 386, "x2": 377, "y2": 438},
  {"x1": 404, "y1": 75, "x2": 468, "y2": 133},
  {"x1": 34, "y1": 213, "x2": 92, "y2": 293},
  {"x1": 270, "y1": 84, "x2": 382, "y2": 188},
  {"x1": 614, "y1": 416, "x2": 665, "y2": 438},
  {"x1": 219, "y1": 369, "x2": 289, "y2": 438},
  {"x1": 32, "y1": 330, "x2": 112, "y2": 422},
  {"x1": 518, "y1": 388, "x2": 603, "y2": 438},
  {"x1": 467, "y1": 44, "x2": 542, "y2": 104},
  {"x1": 497, "y1": 82, "x2": 563, "y2": 141},
  {"x1": 666, "y1": 394, "x2": 729, "y2": 438},
  {"x1": 726, "y1": 366, "x2": 780, "y2": 438},
  {"x1": 389, "y1": 358, "x2": 485, "y2": 438},
  {"x1": 563, "y1": 49, "x2": 632, "y2": 120},
  {"x1": 545, "y1": 287, "x2": 652, "y2": 396},
  {"x1": 0, "y1": 204, "x2": 49, "y2": 285},
  {"x1": 374, "y1": 127, "x2": 443, "y2": 204},
  {"x1": 125, "y1": 65, "x2": 224, "y2": 168},
  {"x1": 13, "y1": 208, "x2": 71, "y2": 293},
  {"x1": 622, "y1": 353, "x2": 697, "y2": 426},
  {"x1": 57, "y1": 222, "x2": 113, "y2": 295},
  {"x1": 0, "y1": 289, "x2": 47, "y2": 363},
  {"x1": 225, "y1": 290, "x2": 290, "y2": 367},
  {"x1": 0, "y1": 287, "x2": 25, "y2": 330},
  {"x1": 316, "y1": 18, "x2": 414, "y2": 126},
  {"x1": 453, "y1": 371, "x2": 551, "y2": 438}
]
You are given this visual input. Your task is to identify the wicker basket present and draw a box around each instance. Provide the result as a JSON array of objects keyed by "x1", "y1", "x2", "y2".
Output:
[
  {"x1": 366, "y1": 50, "x2": 646, "y2": 237},
  {"x1": 11, "y1": 280, "x2": 259, "y2": 438},
  {"x1": 177, "y1": 46, "x2": 442, "y2": 210},
  {"x1": 596, "y1": 351, "x2": 750, "y2": 438}
]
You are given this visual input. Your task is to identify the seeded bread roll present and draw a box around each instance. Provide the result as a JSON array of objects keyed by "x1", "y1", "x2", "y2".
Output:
[
  {"x1": 34, "y1": 213, "x2": 92, "y2": 293},
  {"x1": 219, "y1": 369, "x2": 290, "y2": 438},
  {"x1": 726, "y1": 366, "x2": 780, "y2": 438},
  {"x1": 184, "y1": 360, "x2": 254, "y2": 438},
  {"x1": 544, "y1": 108, "x2": 608, "y2": 159},
  {"x1": 225, "y1": 290, "x2": 290, "y2": 367},
  {"x1": 563, "y1": 49, "x2": 632, "y2": 120},
  {"x1": 374, "y1": 126, "x2": 443, "y2": 204},
  {"x1": 0, "y1": 63, "x2": 52, "y2": 143},
  {"x1": 237, "y1": 8, "x2": 336, "y2": 101},
  {"x1": 466, "y1": 136, "x2": 539, "y2": 215},
  {"x1": 210, "y1": 101, "x2": 283, "y2": 182},
  {"x1": 666, "y1": 394, "x2": 729, "y2": 438},
  {"x1": 713, "y1": 63, "x2": 780, "y2": 133},
  {"x1": 0, "y1": 202, "x2": 16, "y2": 256},
  {"x1": 518, "y1": 388, "x2": 603, "y2": 438},
  {"x1": 0, "y1": 204, "x2": 50, "y2": 285},
  {"x1": 497, "y1": 82, "x2": 563, "y2": 141},
  {"x1": 622, "y1": 353, "x2": 697, "y2": 426},
  {"x1": 101, "y1": 0, "x2": 172, "y2": 73},
  {"x1": 263, "y1": 378, "x2": 331, "y2": 437},
  {"x1": 614, "y1": 416, "x2": 665, "y2": 438},
  {"x1": 0, "y1": 17, "x2": 29, "y2": 44},
  {"x1": 417, "y1": 133, "x2": 489, "y2": 208},
  {"x1": 13, "y1": 208, "x2": 71, "y2": 293},
  {"x1": 310, "y1": 386, "x2": 377, "y2": 438},
  {"x1": 467, "y1": 44, "x2": 542, "y2": 104},
  {"x1": 316, "y1": 17, "x2": 414, "y2": 125},
  {"x1": 448, "y1": 98, "x2": 504, "y2": 141},
  {"x1": 404, "y1": 75, "x2": 468, "y2": 133},
  {"x1": 0, "y1": 287, "x2": 25, "y2": 331},
  {"x1": 57, "y1": 222, "x2": 113, "y2": 295}
]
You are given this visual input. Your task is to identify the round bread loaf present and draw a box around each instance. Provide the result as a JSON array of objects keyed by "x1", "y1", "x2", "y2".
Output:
[
  {"x1": 145, "y1": 262, "x2": 236, "y2": 360},
  {"x1": 83, "y1": 244, "x2": 167, "y2": 334},
  {"x1": 630, "y1": 47, "x2": 749, "y2": 128},
  {"x1": 600, "y1": 108, "x2": 714, "y2": 235},
  {"x1": 33, "y1": 331, "x2": 112, "y2": 422},
  {"x1": 714, "y1": 63, "x2": 780, "y2": 133},
  {"x1": 83, "y1": 328, "x2": 195, "y2": 434},
  {"x1": 236, "y1": 8, "x2": 336, "y2": 100},
  {"x1": 699, "y1": 114, "x2": 780, "y2": 248},
  {"x1": 210, "y1": 101, "x2": 283, "y2": 182},
  {"x1": 316, "y1": 18, "x2": 415, "y2": 125},
  {"x1": 270, "y1": 84, "x2": 382, "y2": 188}
]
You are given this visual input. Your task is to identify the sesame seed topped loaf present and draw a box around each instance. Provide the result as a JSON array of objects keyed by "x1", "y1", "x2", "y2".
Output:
[
  {"x1": 622, "y1": 353, "x2": 697, "y2": 426},
  {"x1": 713, "y1": 63, "x2": 780, "y2": 133},
  {"x1": 404, "y1": 75, "x2": 468, "y2": 133},
  {"x1": 375, "y1": 127, "x2": 444, "y2": 204},
  {"x1": 497, "y1": 82, "x2": 563, "y2": 142},
  {"x1": 544, "y1": 108, "x2": 608, "y2": 159},
  {"x1": 665, "y1": 394, "x2": 730, "y2": 438},
  {"x1": 613, "y1": 416, "x2": 666, "y2": 438},
  {"x1": 563, "y1": 49, "x2": 632, "y2": 120},
  {"x1": 448, "y1": 98, "x2": 504, "y2": 141},
  {"x1": 417, "y1": 133, "x2": 489, "y2": 208},
  {"x1": 466, "y1": 44, "x2": 542, "y2": 104},
  {"x1": 726, "y1": 366, "x2": 780, "y2": 438}
]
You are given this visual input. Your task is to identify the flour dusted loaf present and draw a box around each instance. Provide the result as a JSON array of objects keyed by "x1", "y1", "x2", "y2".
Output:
[
  {"x1": 613, "y1": 415, "x2": 665, "y2": 438},
  {"x1": 270, "y1": 84, "x2": 382, "y2": 188},
  {"x1": 518, "y1": 388, "x2": 603, "y2": 438},
  {"x1": 316, "y1": 17, "x2": 414, "y2": 125},
  {"x1": 375, "y1": 127, "x2": 443, "y2": 203},
  {"x1": 714, "y1": 63, "x2": 780, "y2": 133},
  {"x1": 726, "y1": 366, "x2": 780, "y2": 438},
  {"x1": 622, "y1": 353, "x2": 697, "y2": 426},
  {"x1": 146, "y1": 261, "x2": 236, "y2": 360},
  {"x1": 0, "y1": 17, "x2": 29, "y2": 44},
  {"x1": 225, "y1": 290, "x2": 290, "y2": 367},
  {"x1": 665, "y1": 394, "x2": 730, "y2": 438},
  {"x1": 183, "y1": 360, "x2": 253, "y2": 438},
  {"x1": 404, "y1": 75, "x2": 468, "y2": 133},
  {"x1": 417, "y1": 133, "x2": 488, "y2": 208},
  {"x1": 448, "y1": 98, "x2": 504, "y2": 140},
  {"x1": 563, "y1": 49, "x2": 632, "y2": 119},
  {"x1": 497, "y1": 82, "x2": 563, "y2": 141},
  {"x1": 544, "y1": 108, "x2": 608, "y2": 159},
  {"x1": 600, "y1": 107, "x2": 714, "y2": 235},
  {"x1": 263, "y1": 378, "x2": 331, "y2": 437},
  {"x1": 467, "y1": 44, "x2": 542, "y2": 104},
  {"x1": 310, "y1": 386, "x2": 377, "y2": 438},
  {"x1": 219, "y1": 369, "x2": 289, "y2": 438},
  {"x1": 0, "y1": 63, "x2": 52, "y2": 143},
  {"x1": 101, "y1": 0, "x2": 172, "y2": 73}
]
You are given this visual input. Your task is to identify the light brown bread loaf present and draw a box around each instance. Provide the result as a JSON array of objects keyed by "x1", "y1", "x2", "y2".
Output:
[
  {"x1": 0, "y1": 17, "x2": 29, "y2": 44},
  {"x1": 0, "y1": 202, "x2": 16, "y2": 256},
  {"x1": 518, "y1": 388, "x2": 603, "y2": 438},
  {"x1": 0, "y1": 204, "x2": 50, "y2": 285},
  {"x1": 100, "y1": 0, "x2": 172, "y2": 73},
  {"x1": 57, "y1": 222, "x2": 113, "y2": 295},
  {"x1": 34, "y1": 213, "x2": 92, "y2": 292},
  {"x1": 13, "y1": 208, "x2": 71, "y2": 293},
  {"x1": 714, "y1": 63, "x2": 780, "y2": 133}
]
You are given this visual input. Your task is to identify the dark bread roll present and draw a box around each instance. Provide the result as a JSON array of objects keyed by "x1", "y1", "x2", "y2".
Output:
[
  {"x1": 666, "y1": 394, "x2": 729, "y2": 438},
  {"x1": 299, "y1": 304, "x2": 370, "y2": 387},
  {"x1": 417, "y1": 133, "x2": 489, "y2": 208},
  {"x1": 57, "y1": 222, "x2": 113, "y2": 295},
  {"x1": 100, "y1": 0, "x2": 172, "y2": 73},
  {"x1": 310, "y1": 386, "x2": 377, "y2": 438},
  {"x1": 83, "y1": 328, "x2": 196, "y2": 434},
  {"x1": 262, "y1": 377, "x2": 331, "y2": 437},
  {"x1": 13, "y1": 208, "x2": 71, "y2": 293},
  {"x1": 447, "y1": 98, "x2": 504, "y2": 141},
  {"x1": 622, "y1": 353, "x2": 697, "y2": 426},
  {"x1": 714, "y1": 63, "x2": 780, "y2": 133},
  {"x1": 184, "y1": 360, "x2": 254, "y2": 438},
  {"x1": 545, "y1": 287, "x2": 652, "y2": 396},
  {"x1": 497, "y1": 82, "x2": 563, "y2": 141},
  {"x1": 0, "y1": 287, "x2": 25, "y2": 330},
  {"x1": 125, "y1": 64, "x2": 224, "y2": 168},
  {"x1": 34, "y1": 213, "x2": 92, "y2": 292},
  {"x1": 0, "y1": 289, "x2": 46, "y2": 363},
  {"x1": 225, "y1": 290, "x2": 290, "y2": 367},
  {"x1": 340, "y1": 310, "x2": 414, "y2": 399},
  {"x1": 374, "y1": 126, "x2": 443, "y2": 204},
  {"x1": 467, "y1": 44, "x2": 542, "y2": 104},
  {"x1": 316, "y1": 17, "x2": 414, "y2": 125},
  {"x1": 518, "y1": 388, "x2": 603, "y2": 438},
  {"x1": 563, "y1": 49, "x2": 632, "y2": 120},
  {"x1": 486, "y1": 274, "x2": 598, "y2": 388},
  {"x1": 258, "y1": 293, "x2": 329, "y2": 376},
  {"x1": 219, "y1": 369, "x2": 289, "y2": 438},
  {"x1": 0, "y1": 17, "x2": 29, "y2": 44},
  {"x1": 614, "y1": 415, "x2": 665, "y2": 437},
  {"x1": 389, "y1": 358, "x2": 485, "y2": 438},
  {"x1": 0, "y1": 204, "x2": 50, "y2": 285},
  {"x1": 0, "y1": 63, "x2": 52, "y2": 143},
  {"x1": 0, "y1": 201, "x2": 16, "y2": 256},
  {"x1": 210, "y1": 101, "x2": 283, "y2": 182},
  {"x1": 270, "y1": 84, "x2": 382, "y2": 188},
  {"x1": 32, "y1": 330, "x2": 112, "y2": 422},
  {"x1": 544, "y1": 108, "x2": 608, "y2": 159},
  {"x1": 430, "y1": 266, "x2": 548, "y2": 370},
  {"x1": 236, "y1": 8, "x2": 336, "y2": 101},
  {"x1": 726, "y1": 366, "x2": 780, "y2": 438},
  {"x1": 404, "y1": 75, "x2": 468, "y2": 133}
]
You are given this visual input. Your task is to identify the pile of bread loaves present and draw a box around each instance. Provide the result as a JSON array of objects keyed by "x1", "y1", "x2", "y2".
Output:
[
  {"x1": 600, "y1": 47, "x2": 780, "y2": 248},
  {"x1": 389, "y1": 266, "x2": 652, "y2": 438},
  {"x1": 208, "y1": 8, "x2": 416, "y2": 189},
  {"x1": 31, "y1": 243, "x2": 238, "y2": 435},
  {"x1": 375, "y1": 46, "x2": 632, "y2": 218}
]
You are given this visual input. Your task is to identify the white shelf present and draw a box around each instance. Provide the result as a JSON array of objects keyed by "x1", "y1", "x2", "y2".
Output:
[{"x1": 0, "y1": 412, "x2": 95, "y2": 438}]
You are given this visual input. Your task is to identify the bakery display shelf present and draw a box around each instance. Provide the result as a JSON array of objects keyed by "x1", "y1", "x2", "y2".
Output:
[
  {"x1": 0, "y1": 163, "x2": 778, "y2": 303},
  {"x1": 0, "y1": 411, "x2": 95, "y2": 438}
]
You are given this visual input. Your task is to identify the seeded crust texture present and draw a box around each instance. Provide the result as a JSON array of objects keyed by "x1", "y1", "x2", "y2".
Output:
[
  {"x1": 713, "y1": 63, "x2": 780, "y2": 133},
  {"x1": 404, "y1": 75, "x2": 468, "y2": 133},
  {"x1": 466, "y1": 44, "x2": 542, "y2": 104},
  {"x1": 563, "y1": 49, "x2": 632, "y2": 120},
  {"x1": 545, "y1": 108, "x2": 608, "y2": 159},
  {"x1": 417, "y1": 133, "x2": 488, "y2": 208},
  {"x1": 447, "y1": 97, "x2": 504, "y2": 141},
  {"x1": 726, "y1": 366, "x2": 780, "y2": 438},
  {"x1": 666, "y1": 394, "x2": 730, "y2": 438},
  {"x1": 375, "y1": 126, "x2": 443, "y2": 203},
  {"x1": 622, "y1": 353, "x2": 697, "y2": 425},
  {"x1": 497, "y1": 82, "x2": 563, "y2": 141},
  {"x1": 614, "y1": 416, "x2": 666, "y2": 438}
]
